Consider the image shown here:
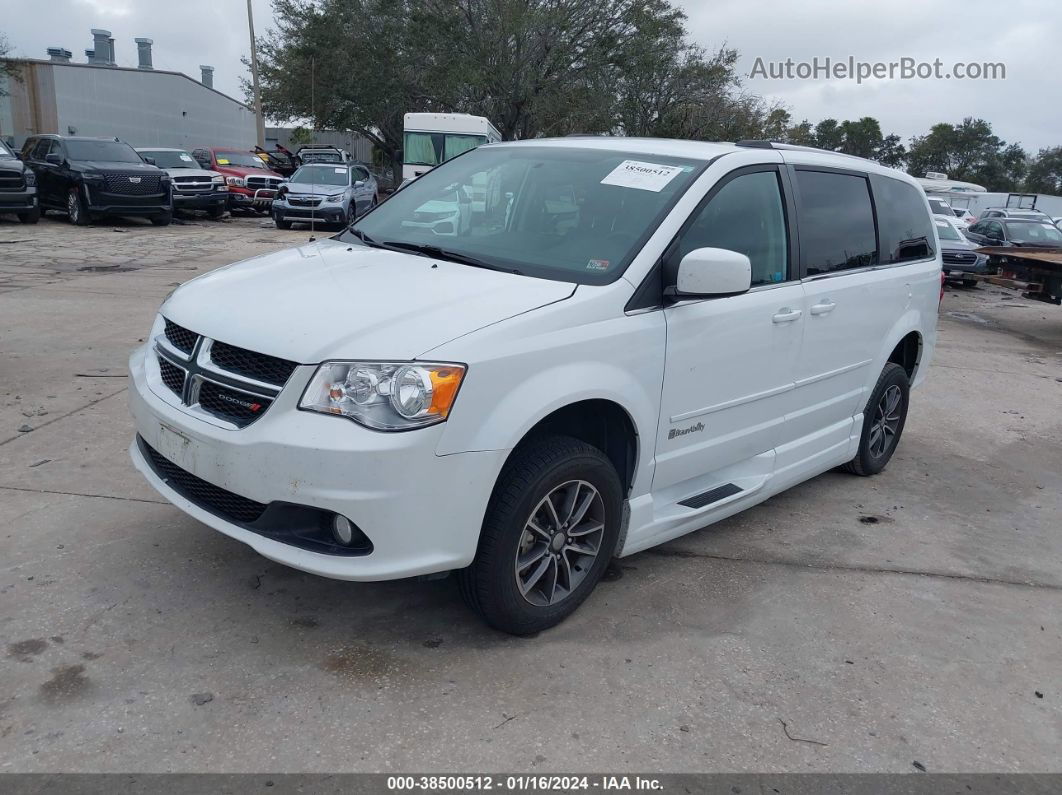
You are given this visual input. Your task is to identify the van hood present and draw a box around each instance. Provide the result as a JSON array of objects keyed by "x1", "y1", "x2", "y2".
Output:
[{"x1": 162, "y1": 238, "x2": 575, "y2": 363}]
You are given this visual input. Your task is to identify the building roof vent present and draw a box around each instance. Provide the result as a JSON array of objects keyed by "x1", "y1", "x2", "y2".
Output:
[
  {"x1": 90, "y1": 29, "x2": 112, "y2": 65},
  {"x1": 200, "y1": 65, "x2": 214, "y2": 89},
  {"x1": 135, "y1": 38, "x2": 154, "y2": 70},
  {"x1": 47, "y1": 48, "x2": 73, "y2": 63}
]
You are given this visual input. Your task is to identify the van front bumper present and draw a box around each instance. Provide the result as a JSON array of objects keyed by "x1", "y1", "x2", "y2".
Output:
[{"x1": 127, "y1": 344, "x2": 506, "y2": 581}]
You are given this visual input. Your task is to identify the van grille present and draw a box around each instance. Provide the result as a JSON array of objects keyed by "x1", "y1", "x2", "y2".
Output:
[
  {"x1": 210, "y1": 341, "x2": 297, "y2": 386},
  {"x1": 154, "y1": 317, "x2": 300, "y2": 428},
  {"x1": 140, "y1": 436, "x2": 267, "y2": 522},
  {"x1": 164, "y1": 319, "x2": 198, "y2": 354}
]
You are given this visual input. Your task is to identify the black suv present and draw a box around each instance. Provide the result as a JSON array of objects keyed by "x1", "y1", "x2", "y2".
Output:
[
  {"x1": 0, "y1": 138, "x2": 39, "y2": 223},
  {"x1": 20, "y1": 135, "x2": 172, "y2": 226}
]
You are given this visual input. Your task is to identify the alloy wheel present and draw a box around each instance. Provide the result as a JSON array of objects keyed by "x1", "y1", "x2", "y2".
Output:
[
  {"x1": 869, "y1": 385, "x2": 902, "y2": 459},
  {"x1": 514, "y1": 479, "x2": 605, "y2": 607},
  {"x1": 68, "y1": 191, "x2": 79, "y2": 223}
]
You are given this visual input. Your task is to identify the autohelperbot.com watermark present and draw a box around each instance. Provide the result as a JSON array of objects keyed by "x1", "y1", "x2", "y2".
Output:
[{"x1": 749, "y1": 56, "x2": 1006, "y2": 84}]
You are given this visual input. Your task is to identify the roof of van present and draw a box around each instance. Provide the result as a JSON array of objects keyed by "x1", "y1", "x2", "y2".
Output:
[{"x1": 488, "y1": 137, "x2": 915, "y2": 181}]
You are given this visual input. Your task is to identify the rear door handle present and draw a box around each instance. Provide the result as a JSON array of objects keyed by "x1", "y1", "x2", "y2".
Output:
[
  {"x1": 772, "y1": 308, "x2": 803, "y2": 323},
  {"x1": 810, "y1": 299, "x2": 836, "y2": 316}
]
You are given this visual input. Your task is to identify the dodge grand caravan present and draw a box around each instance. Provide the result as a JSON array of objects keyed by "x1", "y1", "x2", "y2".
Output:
[{"x1": 129, "y1": 138, "x2": 939, "y2": 635}]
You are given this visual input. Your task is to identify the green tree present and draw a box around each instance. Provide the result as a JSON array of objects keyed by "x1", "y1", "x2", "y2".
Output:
[
  {"x1": 838, "y1": 117, "x2": 882, "y2": 158},
  {"x1": 785, "y1": 119, "x2": 816, "y2": 147},
  {"x1": 1025, "y1": 147, "x2": 1062, "y2": 194},
  {"x1": 876, "y1": 133, "x2": 906, "y2": 169},
  {"x1": 907, "y1": 118, "x2": 1026, "y2": 191},
  {"x1": 814, "y1": 118, "x2": 843, "y2": 150},
  {"x1": 255, "y1": 0, "x2": 459, "y2": 187}
]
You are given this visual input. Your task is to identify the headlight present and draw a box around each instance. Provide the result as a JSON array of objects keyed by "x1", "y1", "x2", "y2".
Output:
[
  {"x1": 299, "y1": 361, "x2": 466, "y2": 431},
  {"x1": 82, "y1": 172, "x2": 105, "y2": 183},
  {"x1": 24, "y1": 170, "x2": 36, "y2": 186},
  {"x1": 325, "y1": 193, "x2": 345, "y2": 202},
  {"x1": 212, "y1": 175, "x2": 225, "y2": 185},
  {"x1": 226, "y1": 176, "x2": 245, "y2": 187}
]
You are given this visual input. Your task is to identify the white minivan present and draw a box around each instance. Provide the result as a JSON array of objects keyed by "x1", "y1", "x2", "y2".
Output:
[{"x1": 129, "y1": 138, "x2": 939, "y2": 635}]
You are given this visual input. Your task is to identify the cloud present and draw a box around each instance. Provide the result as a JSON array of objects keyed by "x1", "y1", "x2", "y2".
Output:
[
  {"x1": 679, "y1": 0, "x2": 1059, "y2": 151},
  {"x1": 3, "y1": 0, "x2": 1057, "y2": 154}
]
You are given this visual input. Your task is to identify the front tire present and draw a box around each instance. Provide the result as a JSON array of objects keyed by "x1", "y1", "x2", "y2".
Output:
[
  {"x1": 274, "y1": 214, "x2": 292, "y2": 230},
  {"x1": 18, "y1": 206, "x2": 40, "y2": 224},
  {"x1": 151, "y1": 211, "x2": 172, "y2": 226},
  {"x1": 67, "y1": 187, "x2": 90, "y2": 226},
  {"x1": 842, "y1": 362, "x2": 910, "y2": 476},
  {"x1": 458, "y1": 435, "x2": 623, "y2": 635}
]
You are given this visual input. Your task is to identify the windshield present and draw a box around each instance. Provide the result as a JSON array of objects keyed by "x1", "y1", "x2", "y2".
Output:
[
  {"x1": 290, "y1": 165, "x2": 350, "y2": 186},
  {"x1": 0, "y1": 140, "x2": 14, "y2": 159},
  {"x1": 344, "y1": 145, "x2": 704, "y2": 284},
  {"x1": 403, "y1": 132, "x2": 487, "y2": 166},
  {"x1": 214, "y1": 151, "x2": 269, "y2": 169},
  {"x1": 66, "y1": 140, "x2": 142, "y2": 163},
  {"x1": 927, "y1": 198, "x2": 952, "y2": 215},
  {"x1": 1005, "y1": 221, "x2": 1062, "y2": 244},
  {"x1": 934, "y1": 218, "x2": 963, "y2": 241},
  {"x1": 140, "y1": 150, "x2": 200, "y2": 169},
  {"x1": 300, "y1": 150, "x2": 343, "y2": 163}
]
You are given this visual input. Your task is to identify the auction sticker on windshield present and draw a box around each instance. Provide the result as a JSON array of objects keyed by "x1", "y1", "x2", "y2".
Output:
[{"x1": 601, "y1": 160, "x2": 684, "y2": 192}]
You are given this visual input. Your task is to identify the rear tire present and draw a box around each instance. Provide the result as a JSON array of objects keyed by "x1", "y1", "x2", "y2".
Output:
[
  {"x1": 17, "y1": 206, "x2": 40, "y2": 224},
  {"x1": 842, "y1": 362, "x2": 910, "y2": 477},
  {"x1": 458, "y1": 434, "x2": 623, "y2": 635},
  {"x1": 67, "y1": 187, "x2": 90, "y2": 226}
]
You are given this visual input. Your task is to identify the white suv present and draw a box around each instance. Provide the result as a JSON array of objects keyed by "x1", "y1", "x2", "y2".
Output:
[{"x1": 128, "y1": 138, "x2": 939, "y2": 634}]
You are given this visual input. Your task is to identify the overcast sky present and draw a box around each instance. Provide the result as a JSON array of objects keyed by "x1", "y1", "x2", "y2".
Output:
[{"x1": 3, "y1": 0, "x2": 1057, "y2": 154}]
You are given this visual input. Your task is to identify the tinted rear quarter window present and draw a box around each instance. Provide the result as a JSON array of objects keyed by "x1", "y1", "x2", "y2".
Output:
[
  {"x1": 794, "y1": 169, "x2": 878, "y2": 276},
  {"x1": 872, "y1": 175, "x2": 935, "y2": 263}
]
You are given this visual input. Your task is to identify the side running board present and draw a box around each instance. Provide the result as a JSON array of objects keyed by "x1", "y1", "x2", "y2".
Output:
[{"x1": 678, "y1": 482, "x2": 743, "y2": 510}]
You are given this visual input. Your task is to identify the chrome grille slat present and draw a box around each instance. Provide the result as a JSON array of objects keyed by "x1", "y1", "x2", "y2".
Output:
[{"x1": 154, "y1": 318, "x2": 297, "y2": 429}]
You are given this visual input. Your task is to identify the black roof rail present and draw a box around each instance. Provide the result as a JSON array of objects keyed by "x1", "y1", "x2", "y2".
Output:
[{"x1": 735, "y1": 140, "x2": 776, "y2": 149}]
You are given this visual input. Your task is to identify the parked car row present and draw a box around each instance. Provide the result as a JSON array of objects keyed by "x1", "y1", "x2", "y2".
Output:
[{"x1": 0, "y1": 134, "x2": 380, "y2": 229}]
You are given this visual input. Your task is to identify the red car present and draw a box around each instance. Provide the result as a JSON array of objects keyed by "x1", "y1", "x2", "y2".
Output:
[{"x1": 191, "y1": 147, "x2": 284, "y2": 214}]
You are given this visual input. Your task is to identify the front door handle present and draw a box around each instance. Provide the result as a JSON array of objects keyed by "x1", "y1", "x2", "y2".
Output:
[
  {"x1": 772, "y1": 308, "x2": 803, "y2": 323},
  {"x1": 810, "y1": 299, "x2": 836, "y2": 316}
]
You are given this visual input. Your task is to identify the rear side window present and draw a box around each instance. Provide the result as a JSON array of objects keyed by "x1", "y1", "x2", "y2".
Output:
[
  {"x1": 795, "y1": 170, "x2": 878, "y2": 276},
  {"x1": 872, "y1": 175, "x2": 935, "y2": 264},
  {"x1": 671, "y1": 169, "x2": 789, "y2": 287}
]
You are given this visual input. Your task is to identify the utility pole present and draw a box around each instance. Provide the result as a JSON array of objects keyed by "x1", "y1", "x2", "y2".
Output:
[{"x1": 246, "y1": 0, "x2": 266, "y2": 148}]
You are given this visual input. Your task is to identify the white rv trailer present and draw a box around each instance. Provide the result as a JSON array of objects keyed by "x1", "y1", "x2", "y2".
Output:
[{"x1": 402, "y1": 113, "x2": 501, "y2": 182}]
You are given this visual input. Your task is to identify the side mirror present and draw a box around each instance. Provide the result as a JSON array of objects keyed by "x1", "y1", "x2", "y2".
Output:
[
  {"x1": 45, "y1": 153, "x2": 62, "y2": 165},
  {"x1": 143, "y1": 156, "x2": 156, "y2": 165},
  {"x1": 672, "y1": 247, "x2": 752, "y2": 298}
]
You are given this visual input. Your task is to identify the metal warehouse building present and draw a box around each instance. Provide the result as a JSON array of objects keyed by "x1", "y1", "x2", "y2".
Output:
[{"x1": 0, "y1": 29, "x2": 256, "y2": 150}]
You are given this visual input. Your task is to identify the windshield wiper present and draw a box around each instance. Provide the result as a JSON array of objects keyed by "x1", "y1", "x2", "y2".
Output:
[
  {"x1": 403, "y1": 161, "x2": 436, "y2": 167},
  {"x1": 347, "y1": 227, "x2": 387, "y2": 248},
  {"x1": 379, "y1": 241, "x2": 520, "y2": 274}
]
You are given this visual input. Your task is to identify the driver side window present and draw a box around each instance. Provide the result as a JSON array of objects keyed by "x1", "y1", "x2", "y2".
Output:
[{"x1": 671, "y1": 169, "x2": 789, "y2": 287}]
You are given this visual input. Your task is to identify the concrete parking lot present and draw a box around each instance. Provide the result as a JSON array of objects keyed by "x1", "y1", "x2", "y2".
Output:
[{"x1": 1, "y1": 212, "x2": 1060, "y2": 773}]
